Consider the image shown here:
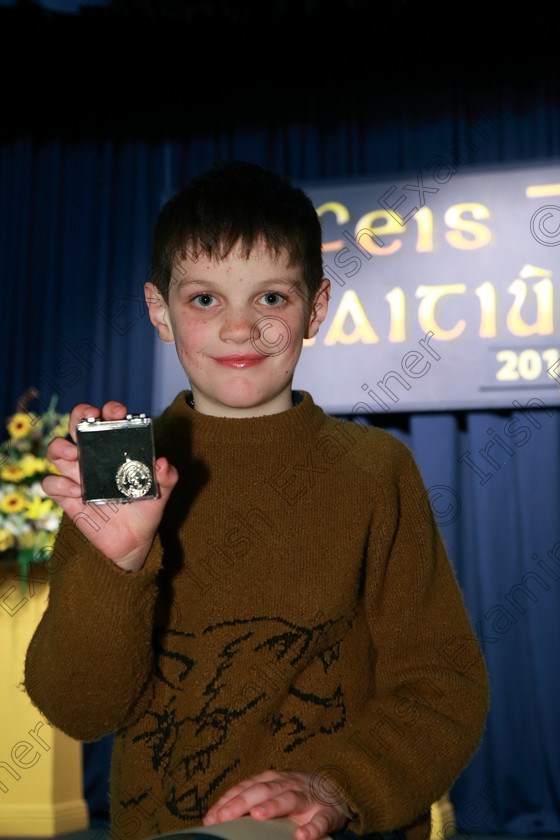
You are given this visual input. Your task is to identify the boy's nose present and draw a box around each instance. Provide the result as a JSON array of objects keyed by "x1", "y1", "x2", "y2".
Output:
[{"x1": 219, "y1": 309, "x2": 255, "y2": 343}]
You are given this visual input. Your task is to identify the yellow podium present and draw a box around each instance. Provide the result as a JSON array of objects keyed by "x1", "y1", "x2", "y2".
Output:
[
  {"x1": 430, "y1": 792, "x2": 455, "y2": 840},
  {"x1": 0, "y1": 571, "x2": 89, "y2": 836}
]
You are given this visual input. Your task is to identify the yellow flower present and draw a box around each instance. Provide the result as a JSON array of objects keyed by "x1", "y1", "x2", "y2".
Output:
[
  {"x1": 1, "y1": 464, "x2": 25, "y2": 482},
  {"x1": 7, "y1": 413, "x2": 37, "y2": 439},
  {"x1": 0, "y1": 492, "x2": 27, "y2": 514},
  {"x1": 51, "y1": 417, "x2": 70, "y2": 439},
  {"x1": 19, "y1": 529, "x2": 39, "y2": 549},
  {"x1": 0, "y1": 528, "x2": 15, "y2": 551},
  {"x1": 46, "y1": 460, "x2": 61, "y2": 475},
  {"x1": 26, "y1": 497, "x2": 54, "y2": 520},
  {"x1": 18, "y1": 454, "x2": 46, "y2": 477}
]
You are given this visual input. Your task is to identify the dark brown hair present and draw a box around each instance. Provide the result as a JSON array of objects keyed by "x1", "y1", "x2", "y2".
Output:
[{"x1": 151, "y1": 160, "x2": 323, "y2": 303}]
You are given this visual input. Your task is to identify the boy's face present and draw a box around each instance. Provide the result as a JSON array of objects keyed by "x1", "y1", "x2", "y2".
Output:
[{"x1": 145, "y1": 241, "x2": 330, "y2": 417}]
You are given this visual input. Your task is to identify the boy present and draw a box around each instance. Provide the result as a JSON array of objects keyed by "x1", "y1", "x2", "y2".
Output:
[{"x1": 25, "y1": 161, "x2": 488, "y2": 840}]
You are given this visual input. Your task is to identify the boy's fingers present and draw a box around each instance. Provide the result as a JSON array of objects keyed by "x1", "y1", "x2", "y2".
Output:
[
  {"x1": 42, "y1": 478, "x2": 83, "y2": 510},
  {"x1": 42, "y1": 476, "x2": 81, "y2": 501},
  {"x1": 251, "y1": 790, "x2": 306, "y2": 819},
  {"x1": 100, "y1": 400, "x2": 128, "y2": 420},
  {"x1": 68, "y1": 403, "x2": 100, "y2": 440},
  {"x1": 68, "y1": 401, "x2": 128, "y2": 440},
  {"x1": 204, "y1": 779, "x2": 254, "y2": 823},
  {"x1": 203, "y1": 770, "x2": 349, "y2": 838},
  {"x1": 47, "y1": 436, "x2": 78, "y2": 462},
  {"x1": 42, "y1": 473, "x2": 82, "y2": 497},
  {"x1": 293, "y1": 813, "x2": 332, "y2": 840},
  {"x1": 45, "y1": 439, "x2": 81, "y2": 488},
  {"x1": 205, "y1": 772, "x2": 299, "y2": 822},
  {"x1": 206, "y1": 777, "x2": 307, "y2": 824}
]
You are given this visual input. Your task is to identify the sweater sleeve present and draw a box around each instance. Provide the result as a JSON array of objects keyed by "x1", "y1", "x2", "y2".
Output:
[
  {"x1": 300, "y1": 438, "x2": 489, "y2": 835},
  {"x1": 24, "y1": 513, "x2": 164, "y2": 742}
]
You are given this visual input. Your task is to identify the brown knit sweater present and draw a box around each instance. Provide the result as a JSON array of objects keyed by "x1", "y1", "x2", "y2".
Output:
[{"x1": 25, "y1": 390, "x2": 488, "y2": 840}]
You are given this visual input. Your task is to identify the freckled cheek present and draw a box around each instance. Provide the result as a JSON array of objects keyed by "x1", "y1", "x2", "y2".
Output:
[
  {"x1": 175, "y1": 331, "x2": 208, "y2": 366},
  {"x1": 175, "y1": 320, "x2": 211, "y2": 349}
]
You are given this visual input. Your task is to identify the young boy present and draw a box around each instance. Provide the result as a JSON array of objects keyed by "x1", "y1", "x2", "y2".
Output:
[{"x1": 25, "y1": 161, "x2": 488, "y2": 840}]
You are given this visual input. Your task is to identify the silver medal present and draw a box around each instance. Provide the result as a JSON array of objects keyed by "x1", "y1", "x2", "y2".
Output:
[{"x1": 115, "y1": 453, "x2": 152, "y2": 498}]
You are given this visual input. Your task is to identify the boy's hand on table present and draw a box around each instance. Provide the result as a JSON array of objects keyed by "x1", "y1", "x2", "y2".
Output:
[
  {"x1": 203, "y1": 770, "x2": 352, "y2": 840},
  {"x1": 42, "y1": 401, "x2": 179, "y2": 572}
]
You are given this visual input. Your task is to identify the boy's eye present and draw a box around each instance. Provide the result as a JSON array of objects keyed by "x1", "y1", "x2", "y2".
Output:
[
  {"x1": 192, "y1": 294, "x2": 217, "y2": 308},
  {"x1": 259, "y1": 293, "x2": 285, "y2": 306},
  {"x1": 190, "y1": 292, "x2": 286, "y2": 308}
]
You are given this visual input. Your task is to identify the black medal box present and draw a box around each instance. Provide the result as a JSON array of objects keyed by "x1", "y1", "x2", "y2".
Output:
[{"x1": 75, "y1": 414, "x2": 158, "y2": 504}]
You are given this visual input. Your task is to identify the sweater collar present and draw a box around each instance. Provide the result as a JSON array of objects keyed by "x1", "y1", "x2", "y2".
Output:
[{"x1": 156, "y1": 389, "x2": 327, "y2": 448}]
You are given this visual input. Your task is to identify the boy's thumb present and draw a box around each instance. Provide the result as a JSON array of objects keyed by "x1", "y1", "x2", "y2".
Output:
[{"x1": 155, "y1": 457, "x2": 179, "y2": 499}]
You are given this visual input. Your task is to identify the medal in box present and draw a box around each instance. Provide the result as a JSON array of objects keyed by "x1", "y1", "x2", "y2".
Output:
[{"x1": 76, "y1": 414, "x2": 158, "y2": 504}]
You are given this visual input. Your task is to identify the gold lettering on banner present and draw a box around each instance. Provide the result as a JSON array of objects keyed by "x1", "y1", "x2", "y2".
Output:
[
  {"x1": 354, "y1": 210, "x2": 402, "y2": 255},
  {"x1": 475, "y1": 282, "x2": 497, "y2": 338},
  {"x1": 444, "y1": 203, "x2": 492, "y2": 250},
  {"x1": 317, "y1": 202, "x2": 350, "y2": 252},
  {"x1": 385, "y1": 287, "x2": 406, "y2": 342},
  {"x1": 414, "y1": 207, "x2": 434, "y2": 252},
  {"x1": 525, "y1": 183, "x2": 560, "y2": 198},
  {"x1": 415, "y1": 285, "x2": 467, "y2": 340},
  {"x1": 317, "y1": 200, "x2": 495, "y2": 255},
  {"x1": 324, "y1": 290, "x2": 379, "y2": 345},
  {"x1": 506, "y1": 265, "x2": 554, "y2": 337}
]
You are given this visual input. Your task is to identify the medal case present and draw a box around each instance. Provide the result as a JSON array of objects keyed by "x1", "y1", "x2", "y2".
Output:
[{"x1": 76, "y1": 414, "x2": 158, "y2": 504}]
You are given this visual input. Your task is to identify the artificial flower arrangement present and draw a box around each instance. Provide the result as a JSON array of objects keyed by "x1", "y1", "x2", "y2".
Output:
[{"x1": 0, "y1": 391, "x2": 69, "y2": 583}]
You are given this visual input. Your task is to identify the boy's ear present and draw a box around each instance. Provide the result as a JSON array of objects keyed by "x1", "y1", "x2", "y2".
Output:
[
  {"x1": 305, "y1": 277, "x2": 331, "y2": 340},
  {"x1": 144, "y1": 282, "x2": 175, "y2": 343}
]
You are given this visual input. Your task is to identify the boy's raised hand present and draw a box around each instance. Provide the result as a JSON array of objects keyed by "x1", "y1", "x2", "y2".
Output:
[{"x1": 42, "y1": 401, "x2": 179, "y2": 571}]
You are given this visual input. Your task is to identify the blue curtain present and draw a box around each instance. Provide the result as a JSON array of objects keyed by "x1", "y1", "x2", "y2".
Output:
[
  {"x1": 3, "y1": 76, "x2": 560, "y2": 834},
  {"x1": 369, "y1": 408, "x2": 560, "y2": 835}
]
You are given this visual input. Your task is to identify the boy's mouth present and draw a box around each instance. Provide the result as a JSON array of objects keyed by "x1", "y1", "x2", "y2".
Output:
[{"x1": 213, "y1": 354, "x2": 267, "y2": 368}]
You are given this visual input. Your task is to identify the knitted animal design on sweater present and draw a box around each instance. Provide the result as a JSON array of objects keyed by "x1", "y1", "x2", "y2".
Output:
[{"x1": 125, "y1": 614, "x2": 349, "y2": 824}]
